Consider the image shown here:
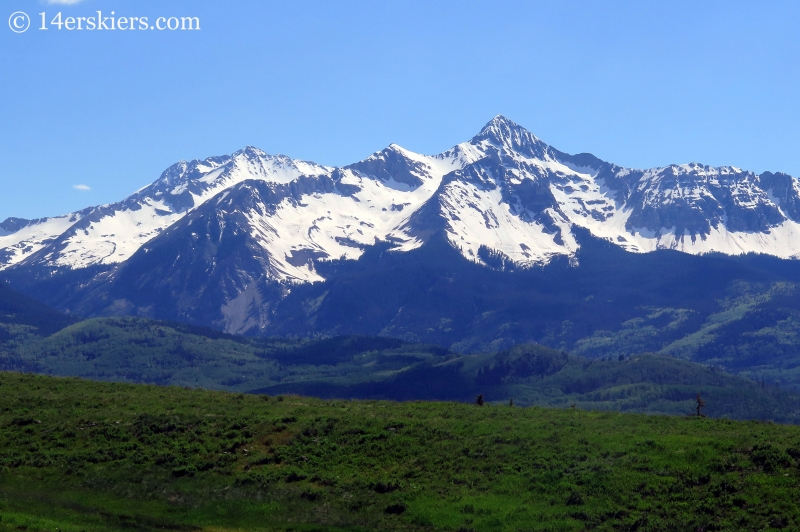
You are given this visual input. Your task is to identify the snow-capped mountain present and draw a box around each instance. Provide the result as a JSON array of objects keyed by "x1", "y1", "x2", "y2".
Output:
[
  {"x1": 5, "y1": 116, "x2": 800, "y2": 288},
  {"x1": 0, "y1": 148, "x2": 332, "y2": 272}
]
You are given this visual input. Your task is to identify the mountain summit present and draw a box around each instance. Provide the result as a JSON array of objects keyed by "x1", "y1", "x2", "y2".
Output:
[{"x1": 471, "y1": 115, "x2": 551, "y2": 158}]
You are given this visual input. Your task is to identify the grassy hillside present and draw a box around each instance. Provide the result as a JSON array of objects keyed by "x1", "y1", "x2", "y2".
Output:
[
  {"x1": 4, "y1": 317, "x2": 800, "y2": 422},
  {"x1": 1, "y1": 372, "x2": 800, "y2": 531}
]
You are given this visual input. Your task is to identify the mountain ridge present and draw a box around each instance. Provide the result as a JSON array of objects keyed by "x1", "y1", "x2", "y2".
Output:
[{"x1": 5, "y1": 115, "x2": 800, "y2": 281}]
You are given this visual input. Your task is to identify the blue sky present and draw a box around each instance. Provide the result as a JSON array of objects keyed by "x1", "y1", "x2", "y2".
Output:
[{"x1": 2, "y1": 0, "x2": 800, "y2": 220}]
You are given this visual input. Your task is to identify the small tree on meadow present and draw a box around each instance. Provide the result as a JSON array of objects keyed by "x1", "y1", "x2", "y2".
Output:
[
  {"x1": 476, "y1": 394, "x2": 484, "y2": 406},
  {"x1": 696, "y1": 393, "x2": 706, "y2": 417}
]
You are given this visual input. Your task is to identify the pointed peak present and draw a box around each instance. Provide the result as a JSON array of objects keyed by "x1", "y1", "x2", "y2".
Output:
[
  {"x1": 485, "y1": 114, "x2": 519, "y2": 128},
  {"x1": 475, "y1": 115, "x2": 538, "y2": 142},
  {"x1": 470, "y1": 115, "x2": 548, "y2": 158},
  {"x1": 235, "y1": 146, "x2": 269, "y2": 159},
  {"x1": 386, "y1": 143, "x2": 415, "y2": 156},
  {"x1": 360, "y1": 143, "x2": 414, "y2": 163}
]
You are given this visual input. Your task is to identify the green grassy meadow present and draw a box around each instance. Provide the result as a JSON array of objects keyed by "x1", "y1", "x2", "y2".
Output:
[{"x1": 1, "y1": 372, "x2": 800, "y2": 531}]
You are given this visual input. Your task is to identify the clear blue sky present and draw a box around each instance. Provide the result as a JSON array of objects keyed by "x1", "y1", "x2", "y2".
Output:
[{"x1": 2, "y1": 0, "x2": 800, "y2": 220}]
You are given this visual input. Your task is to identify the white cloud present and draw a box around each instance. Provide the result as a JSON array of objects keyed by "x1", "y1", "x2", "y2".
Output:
[
  {"x1": 45, "y1": 0, "x2": 85, "y2": 5},
  {"x1": 73, "y1": 184, "x2": 91, "y2": 191}
]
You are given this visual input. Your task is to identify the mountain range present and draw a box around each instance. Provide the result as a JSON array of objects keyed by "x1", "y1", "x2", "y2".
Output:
[
  {"x1": 4, "y1": 116, "x2": 800, "y2": 385},
  {"x1": 5, "y1": 116, "x2": 800, "y2": 277}
]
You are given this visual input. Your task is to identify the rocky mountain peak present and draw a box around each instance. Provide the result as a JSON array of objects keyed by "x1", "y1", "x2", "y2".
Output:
[{"x1": 470, "y1": 115, "x2": 551, "y2": 161}]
